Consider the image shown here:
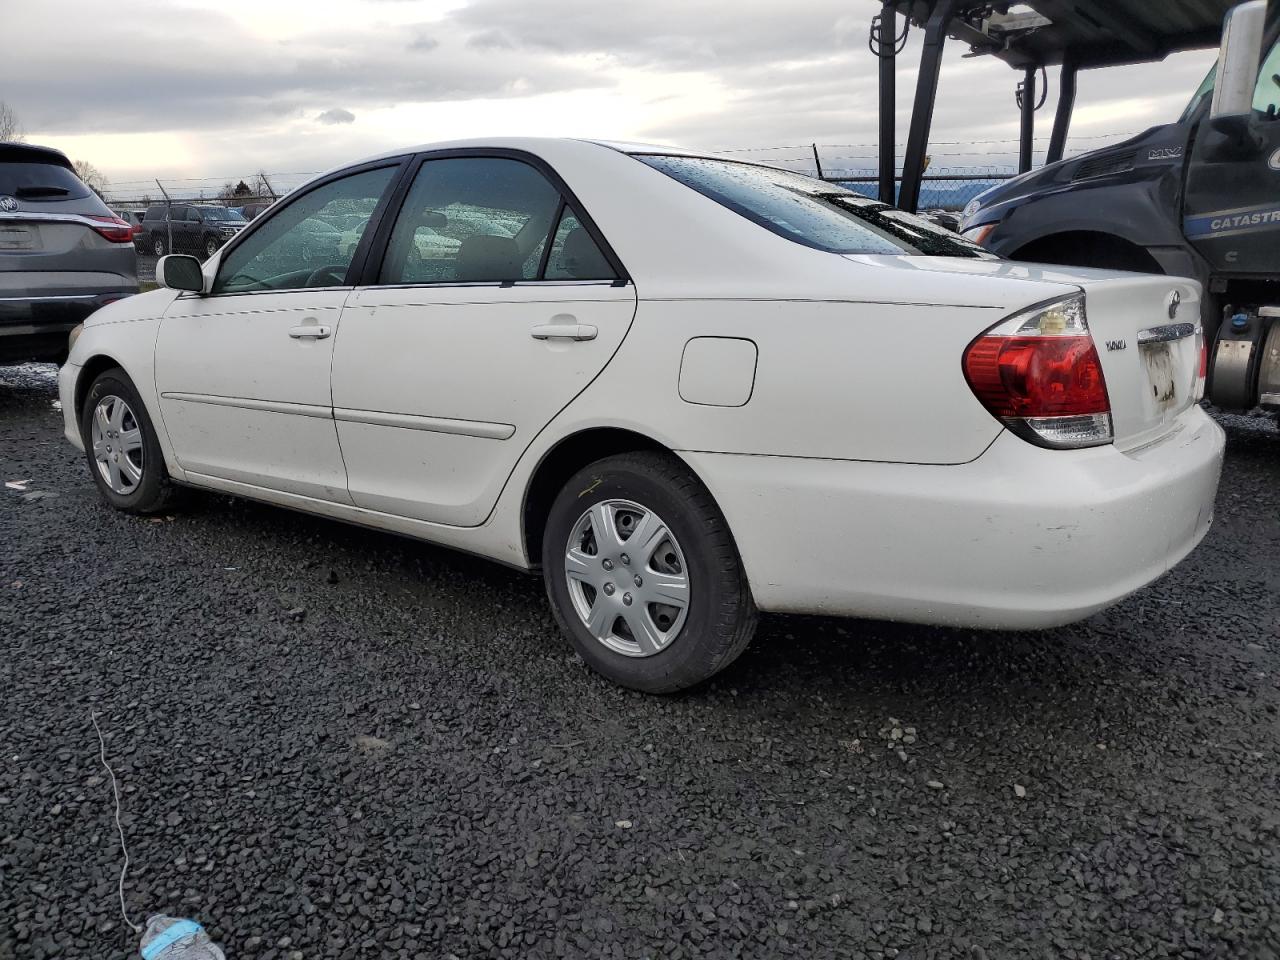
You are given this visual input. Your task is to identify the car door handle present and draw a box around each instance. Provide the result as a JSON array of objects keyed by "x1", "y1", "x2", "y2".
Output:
[
  {"x1": 530, "y1": 323, "x2": 597, "y2": 341},
  {"x1": 288, "y1": 323, "x2": 332, "y2": 339}
]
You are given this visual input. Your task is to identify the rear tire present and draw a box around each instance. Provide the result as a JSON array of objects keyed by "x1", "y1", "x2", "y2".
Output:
[
  {"x1": 80, "y1": 368, "x2": 175, "y2": 515},
  {"x1": 152, "y1": 235, "x2": 166, "y2": 257},
  {"x1": 542, "y1": 451, "x2": 757, "y2": 693}
]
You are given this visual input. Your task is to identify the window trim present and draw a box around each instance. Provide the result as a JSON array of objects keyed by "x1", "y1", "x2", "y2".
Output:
[
  {"x1": 355, "y1": 147, "x2": 629, "y2": 290},
  {"x1": 208, "y1": 155, "x2": 413, "y2": 299}
]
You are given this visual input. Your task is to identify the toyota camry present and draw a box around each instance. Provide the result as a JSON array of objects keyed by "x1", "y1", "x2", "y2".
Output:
[{"x1": 58, "y1": 138, "x2": 1225, "y2": 692}]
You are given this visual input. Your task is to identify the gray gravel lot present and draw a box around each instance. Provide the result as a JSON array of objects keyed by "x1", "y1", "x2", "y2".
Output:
[{"x1": 2, "y1": 363, "x2": 1278, "y2": 960}]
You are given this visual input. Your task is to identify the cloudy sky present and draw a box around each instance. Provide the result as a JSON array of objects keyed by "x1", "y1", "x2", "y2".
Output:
[{"x1": 6, "y1": 0, "x2": 1217, "y2": 198}]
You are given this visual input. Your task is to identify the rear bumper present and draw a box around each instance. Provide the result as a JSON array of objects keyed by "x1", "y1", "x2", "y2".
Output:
[
  {"x1": 0, "y1": 292, "x2": 134, "y2": 363},
  {"x1": 681, "y1": 407, "x2": 1225, "y2": 629}
]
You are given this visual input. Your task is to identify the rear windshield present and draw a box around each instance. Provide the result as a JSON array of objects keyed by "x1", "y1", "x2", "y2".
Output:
[
  {"x1": 0, "y1": 161, "x2": 90, "y2": 201},
  {"x1": 636, "y1": 154, "x2": 993, "y2": 258}
]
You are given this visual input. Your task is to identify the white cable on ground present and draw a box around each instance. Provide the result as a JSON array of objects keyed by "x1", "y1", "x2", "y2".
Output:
[{"x1": 90, "y1": 710, "x2": 143, "y2": 935}]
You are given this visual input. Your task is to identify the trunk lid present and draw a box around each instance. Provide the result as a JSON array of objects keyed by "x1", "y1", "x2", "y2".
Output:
[
  {"x1": 1071, "y1": 273, "x2": 1201, "y2": 451},
  {"x1": 849, "y1": 256, "x2": 1203, "y2": 451}
]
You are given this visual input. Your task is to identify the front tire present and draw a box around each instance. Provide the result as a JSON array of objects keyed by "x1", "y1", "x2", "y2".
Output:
[
  {"x1": 80, "y1": 369, "x2": 175, "y2": 515},
  {"x1": 542, "y1": 451, "x2": 757, "y2": 693},
  {"x1": 204, "y1": 236, "x2": 220, "y2": 260}
]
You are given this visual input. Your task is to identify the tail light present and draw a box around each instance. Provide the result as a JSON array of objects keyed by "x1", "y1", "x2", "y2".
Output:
[
  {"x1": 962, "y1": 293, "x2": 1113, "y2": 449},
  {"x1": 87, "y1": 215, "x2": 135, "y2": 243}
]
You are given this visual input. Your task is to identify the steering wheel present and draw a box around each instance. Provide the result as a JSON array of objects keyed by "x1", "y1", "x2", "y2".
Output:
[{"x1": 304, "y1": 264, "x2": 347, "y2": 287}]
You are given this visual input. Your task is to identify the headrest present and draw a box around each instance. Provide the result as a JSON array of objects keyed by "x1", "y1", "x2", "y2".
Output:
[
  {"x1": 456, "y1": 234, "x2": 522, "y2": 282},
  {"x1": 560, "y1": 228, "x2": 612, "y2": 279}
]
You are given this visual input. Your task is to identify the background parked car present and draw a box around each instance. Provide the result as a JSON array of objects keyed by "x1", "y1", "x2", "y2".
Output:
[
  {"x1": 113, "y1": 210, "x2": 146, "y2": 251},
  {"x1": 0, "y1": 142, "x2": 137, "y2": 364},
  {"x1": 142, "y1": 203, "x2": 247, "y2": 259},
  {"x1": 239, "y1": 200, "x2": 273, "y2": 221}
]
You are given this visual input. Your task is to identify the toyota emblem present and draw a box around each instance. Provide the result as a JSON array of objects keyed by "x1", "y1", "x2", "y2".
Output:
[
  {"x1": 0, "y1": 196, "x2": 17, "y2": 212},
  {"x1": 1167, "y1": 290, "x2": 1181, "y2": 319}
]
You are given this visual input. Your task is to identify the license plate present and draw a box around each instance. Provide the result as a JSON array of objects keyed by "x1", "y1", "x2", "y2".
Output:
[
  {"x1": 0, "y1": 226, "x2": 34, "y2": 250},
  {"x1": 1141, "y1": 341, "x2": 1177, "y2": 408}
]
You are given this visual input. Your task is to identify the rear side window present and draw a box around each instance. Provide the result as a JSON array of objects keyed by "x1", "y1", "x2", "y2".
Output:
[
  {"x1": 545, "y1": 208, "x2": 615, "y2": 281},
  {"x1": 636, "y1": 154, "x2": 992, "y2": 258},
  {"x1": 380, "y1": 157, "x2": 562, "y2": 284},
  {"x1": 145, "y1": 205, "x2": 168, "y2": 221},
  {"x1": 0, "y1": 162, "x2": 90, "y2": 200}
]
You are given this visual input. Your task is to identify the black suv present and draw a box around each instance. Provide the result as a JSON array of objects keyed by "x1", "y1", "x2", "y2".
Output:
[
  {"x1": 0, "y1": 142, "x2": 137, "y2": 364},
  {"x1": 142, "y1": 203, "x2": 247, "y2": 260}
]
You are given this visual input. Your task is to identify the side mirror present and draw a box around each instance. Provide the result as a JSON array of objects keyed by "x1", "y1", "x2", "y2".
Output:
[
  {"x1": 156, "y1": 254, "x2": 206, "y2": 293},
  {"x1": 1210, "y1": 1, "x2": 1267, "y2": 124}
]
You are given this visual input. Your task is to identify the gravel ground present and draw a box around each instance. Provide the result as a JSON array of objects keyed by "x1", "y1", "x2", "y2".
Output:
[{"x1": 2, "y1": 363, "x2": 1278, "y2": 960}]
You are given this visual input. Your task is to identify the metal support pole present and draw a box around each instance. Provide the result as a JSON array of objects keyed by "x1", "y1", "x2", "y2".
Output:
[
  {"x1": 1018, "y1": 66, "x2": 1036, "y2": 174},
  {"x1": 900, "y1": 0, "x2": 956, "y2": 213},
  {"x1": 1046, "y1": 58, "x2": 1077, "y2": 165},
  {"x1": 258, "y1": 172, "x2": 278, "y2": 201},
  {"x1": 155, "y1": 178, "x2": 173, "y2": 255},
  {"x1": 877, "y1": 0, "x2": 897, "y2": 204},
  {"x1": 812, "y1": 143, "x2": 825, "y2": 180}
]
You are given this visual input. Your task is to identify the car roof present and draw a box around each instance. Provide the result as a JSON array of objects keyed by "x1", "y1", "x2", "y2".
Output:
[{"x1": 340, "y1": 136, "x2": 709, "y2": 176}]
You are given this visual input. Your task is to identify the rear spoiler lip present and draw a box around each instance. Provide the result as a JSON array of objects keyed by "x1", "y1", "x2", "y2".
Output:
[{"x1": 0, "y1": 142, "x2": 74, "y2": 169}]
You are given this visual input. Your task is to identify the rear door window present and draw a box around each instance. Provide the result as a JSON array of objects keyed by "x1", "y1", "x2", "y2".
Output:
[
  {"x1": 545, "y1": 207, "x2": 615, "y2": 280},
  {"x1": 379, "y1": 157, "x2": 563, "y2": 284},
  {"x1": 0, "y1": 162, "x2": 91, "y2": 200}
]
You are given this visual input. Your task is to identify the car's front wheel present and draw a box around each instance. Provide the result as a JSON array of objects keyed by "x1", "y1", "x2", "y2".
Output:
[
  {"x1": 204, "y1": 236, "x2": 220, "y2": 259},
  {"x1": 80, "y1": 368, "x2": 175, "y2": 515},
  {"x1": 542, "y1": 452, "x2": 757, "y2": 693}
]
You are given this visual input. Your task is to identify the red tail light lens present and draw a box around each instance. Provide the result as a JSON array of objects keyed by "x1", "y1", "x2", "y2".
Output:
[
  {"x1": 963, "y1": 294, "x2": 1113, "y2": 449},
  {"x1": 87, "y1": 215, "x2": 135, "y2": 243}
]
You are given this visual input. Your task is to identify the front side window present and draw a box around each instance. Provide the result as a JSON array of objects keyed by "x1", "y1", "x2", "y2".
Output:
[
  {"x1": 1253, "y1": 40, "x2": 1280, "y2": 116},
  {"x1": 213, "y1": 166, "x2": 395, "y2": 294},
  {"x1": 380, "y1": 157, "x2": 562, "y2": 284},
  {"x1": 1181, "y1": 64, "x2": 1217, "y2": 122},
  {"x1": 636, "y1": 154, "x2": 994, "y2": 257}
]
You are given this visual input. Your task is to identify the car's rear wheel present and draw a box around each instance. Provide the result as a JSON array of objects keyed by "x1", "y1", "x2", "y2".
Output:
[
  {"x1": 542, "y1": 451, "x2": 757, "y2": 693},
  {"x1": 152, "y1": 235, "x2": 166, "y2": 257},
  {"x1": 80, "y1": 368, "x2": 175, "y2": 515}
]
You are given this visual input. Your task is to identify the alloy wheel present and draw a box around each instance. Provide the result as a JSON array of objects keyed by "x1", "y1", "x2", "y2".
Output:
[
  {"x1": 90, "y1": 395, "x2": 144, "y2": 495},
  {"x1": 564, "y1": 498, "x2": 691, "y2": 657}
]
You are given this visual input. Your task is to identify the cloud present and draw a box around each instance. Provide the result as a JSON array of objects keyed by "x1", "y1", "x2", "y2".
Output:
[
  {"x1": 316, "y1": 108, "x2": 356, "y2": 125},
  {"x1": 6, "y1": 0, "x2": 1217, "y2": 189}
]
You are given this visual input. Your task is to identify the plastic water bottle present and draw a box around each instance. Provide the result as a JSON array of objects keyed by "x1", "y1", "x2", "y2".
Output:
[{"x1": 139, "y1": 916, "x2": 226, "y2": 960}]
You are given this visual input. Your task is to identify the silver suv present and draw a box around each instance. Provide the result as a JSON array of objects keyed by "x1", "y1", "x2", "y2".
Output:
[{"x1": 0, "y1": 142, "x2": 137, "y2": 364}]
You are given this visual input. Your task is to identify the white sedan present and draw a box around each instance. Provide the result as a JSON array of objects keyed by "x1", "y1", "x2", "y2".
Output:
[{"x1": 59, "y1": 138, "x2": 1225, "y2": 692}]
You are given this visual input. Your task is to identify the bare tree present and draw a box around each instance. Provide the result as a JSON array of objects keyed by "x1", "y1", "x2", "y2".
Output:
[
  {"x1": 73, "y1": 159, "x2": 109, "y2": 200},
  {"x1": 0, "y1": 101, "x2": 24, "y2": 142}
]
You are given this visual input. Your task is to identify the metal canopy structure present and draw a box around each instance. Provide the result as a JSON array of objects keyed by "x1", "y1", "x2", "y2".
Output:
[{"x1": 872, "y1": 0, "x2": 1236, "y2": 211}]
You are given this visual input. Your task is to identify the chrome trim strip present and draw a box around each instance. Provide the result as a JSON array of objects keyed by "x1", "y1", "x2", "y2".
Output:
[
  {"x1": 0, "y1": 294, "x2": 101, "y2": 302},
  {"x1": 1137, "y1": 322, "x2": 1197, "y2": 345},
  {"x1": 0, "y1": 211, "x2": 111, "y2": 229},
  {"x1": 333, "y1": 407, "x2": 515, "y2": 439},
  {"x1": 160, "y1": 392, "x2": 332, "y2": 419}
]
